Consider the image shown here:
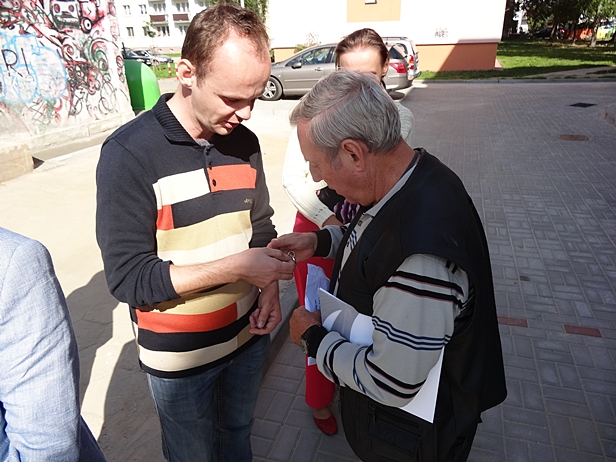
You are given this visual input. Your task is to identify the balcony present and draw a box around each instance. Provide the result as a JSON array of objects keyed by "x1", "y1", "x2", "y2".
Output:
[
  {"x1": 149, "y1": 14, "x2": 168, "y2": 23},
  {"x1": 172, "y1": 13, "x2": 189, "y2": 22}
]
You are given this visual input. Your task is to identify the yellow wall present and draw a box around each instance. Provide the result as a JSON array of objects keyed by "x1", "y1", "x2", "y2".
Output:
[
  {"x1": 273, "y1": 48, "x2": 297, "y2": 62},
  {"x1": 416, "y1": 43, "x2": 499, "y2": 72},
  {"x1": 347, "y1": 0, "x2": 400, "y2": 22}
]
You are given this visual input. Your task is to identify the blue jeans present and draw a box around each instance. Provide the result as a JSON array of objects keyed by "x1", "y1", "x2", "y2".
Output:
[{"x1": 147, "y1": 335, "x2": 270, "y2": 462}]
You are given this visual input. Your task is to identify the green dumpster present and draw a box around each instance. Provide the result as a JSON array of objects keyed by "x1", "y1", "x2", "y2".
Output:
[{"x1": 124, "y1": 59, "x2": 161, "y2": 111}]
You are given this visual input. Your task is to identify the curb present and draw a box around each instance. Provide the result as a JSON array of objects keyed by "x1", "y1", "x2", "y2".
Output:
[{"x1": 414, "y1": 78, "x2": 615, "y2": 84}]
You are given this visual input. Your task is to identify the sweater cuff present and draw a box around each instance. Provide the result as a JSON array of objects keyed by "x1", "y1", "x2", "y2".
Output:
[{"x1": 312, "y1": 229, "x2": 332, "y2": 257}]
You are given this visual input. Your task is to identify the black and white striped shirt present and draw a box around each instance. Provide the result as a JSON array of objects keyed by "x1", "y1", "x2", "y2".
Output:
[{"x1": 317, "y1": 165, "x2": 472, "y2": 408}]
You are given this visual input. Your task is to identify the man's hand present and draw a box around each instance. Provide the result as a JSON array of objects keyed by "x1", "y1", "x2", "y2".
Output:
[
  {"x1": 170, "y1": 247, "x2": 294, "y2": 297},
  {"x1": 289, "y1": 306, "x2": 322, "y2": 345},
  {"x1": 250, "y1": 282, "x2": 281, "y2": 335},
  {"x1": 230, "y1": 248, "x2": 295, "y2": 288},
  {"x1": 268, "y1": 232, "x2": 318, "y2": 263}
]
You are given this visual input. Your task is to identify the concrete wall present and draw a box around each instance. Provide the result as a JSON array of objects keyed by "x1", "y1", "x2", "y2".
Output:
[
  {"x1": 0, "y1": 0, "x2": 133, "y2": 153},
  {"x1": 267, "y1": 0, "x2": 507, "y2": 71}
]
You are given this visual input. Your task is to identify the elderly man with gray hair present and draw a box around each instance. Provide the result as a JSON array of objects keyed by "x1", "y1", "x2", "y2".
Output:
[{"x1": 270, "y1": 70, "x2": 506, "y2": 462}]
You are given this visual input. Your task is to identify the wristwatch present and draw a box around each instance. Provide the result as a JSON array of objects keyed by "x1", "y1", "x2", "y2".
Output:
[{"x1": 299, "y1": 324, "x2": 327, "y2": 358}]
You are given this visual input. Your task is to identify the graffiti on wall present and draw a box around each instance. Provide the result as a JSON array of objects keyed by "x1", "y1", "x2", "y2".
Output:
[{"x1": 0, "y1": 0, "x2": 129, "y2": 136}]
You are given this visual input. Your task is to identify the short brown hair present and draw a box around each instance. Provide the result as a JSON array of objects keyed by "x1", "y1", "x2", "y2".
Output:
[
  {"x1": 181, "y1": 3, "x2": 269, "y2": 80},
  {"x1": 334, "y1": 28, "x2": 389, "y2": 69}
]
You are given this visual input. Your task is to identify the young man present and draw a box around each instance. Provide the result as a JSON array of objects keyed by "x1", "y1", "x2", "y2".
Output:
[
  {"x1": 271, "y1": 70, "x2": 507, "y2": 462},
  {"x1": 96, "y1": 5, "x2": 294, "y2": 461}
]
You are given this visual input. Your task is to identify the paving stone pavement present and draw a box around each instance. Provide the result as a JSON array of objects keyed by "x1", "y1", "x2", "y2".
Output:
[{"x1": 252, "y1": 81, "x2": 616, "y2": 462}]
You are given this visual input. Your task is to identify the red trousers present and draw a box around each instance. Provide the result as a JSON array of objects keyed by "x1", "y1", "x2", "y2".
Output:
[{"x1": 293, "y1": 212, "x2": 336, "y2": 409}]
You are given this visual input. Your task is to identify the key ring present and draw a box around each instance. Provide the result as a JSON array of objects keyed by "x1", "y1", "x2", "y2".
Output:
[{"x1": 286, "y1": 251, "x2": 296, "y2": 264}]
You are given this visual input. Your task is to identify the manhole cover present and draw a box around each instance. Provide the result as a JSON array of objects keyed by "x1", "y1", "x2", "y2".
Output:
[
  {"x1": 558, "y1": 134, "x2": 590, "y2": 141},
  {"x1": 569, "y1": 103, "x2": 596, "y2": 108}
]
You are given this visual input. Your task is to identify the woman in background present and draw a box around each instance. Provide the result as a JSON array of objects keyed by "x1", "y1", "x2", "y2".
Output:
[{"x1": 281, "y1": 28, "x2": 416, "y2": 435}]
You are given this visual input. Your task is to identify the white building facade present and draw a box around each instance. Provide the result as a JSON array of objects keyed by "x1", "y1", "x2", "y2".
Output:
[
  {"x1": 267, "y1": 0, "x2": 507, "y2": 72},
  {"x1": 115, "y1": 0, "x2": 208, "y2": 51}
]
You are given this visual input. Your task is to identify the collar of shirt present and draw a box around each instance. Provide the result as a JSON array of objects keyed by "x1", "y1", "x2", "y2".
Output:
[
  {"x1": 362, "y1": 157, "x2": 419, "y2": 220},
  {"x1": 151, "y1": 93, "x2": 201, "y2": 145}
]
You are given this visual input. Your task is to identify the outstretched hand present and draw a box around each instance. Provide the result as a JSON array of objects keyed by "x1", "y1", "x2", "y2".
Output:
[
  {"x1": 268, "y1": 232, "x2": 318, "y2": 263},
  {"x1": 231, "y1": 247, "x2": 295, "y2": 288}
]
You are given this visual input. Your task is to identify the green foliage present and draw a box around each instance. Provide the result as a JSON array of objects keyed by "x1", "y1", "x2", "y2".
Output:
[
  {"x1": 143, "y1": 20, "x2": 157, "y2": 38},
  {"x1": 419, "y1": 40, "x2": 616, "y2": 80},
  {"x1": 521, "y1": 0, "x2": 616, "y2": 34},
  {"x1": 152, "y1": 63, "x2": 177, "y2": 79}
]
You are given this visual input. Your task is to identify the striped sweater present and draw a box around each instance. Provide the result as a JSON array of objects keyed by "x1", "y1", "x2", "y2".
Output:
[
  {"x1": 315, "y1": 164, "x2": 472, "y2": 407},
  {"x1": 96, "y1": 94, "x2": 276, "y2": 378}
]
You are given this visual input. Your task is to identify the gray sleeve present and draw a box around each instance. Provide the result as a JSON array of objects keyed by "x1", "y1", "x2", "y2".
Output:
[
  {"x1": 96, "y1": 140, "x2": 178, "y2": 308},
  {"x1": 249, "y1": 150, "x2": 277, "y2": 247},
  {"x1": 396, "y1": 102, "x2": 415, "y2": 148},
  {"x1": 0, "y1": 237, "x2": 82, "y2": 460},
  {"x1": 316, "y1": 254, "x2": 468, "y2": 408}
]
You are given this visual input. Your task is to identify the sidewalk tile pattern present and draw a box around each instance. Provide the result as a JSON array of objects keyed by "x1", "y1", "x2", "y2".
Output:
[{"x1": 253, "y1": 82, "x2": 616, "y2": 462}]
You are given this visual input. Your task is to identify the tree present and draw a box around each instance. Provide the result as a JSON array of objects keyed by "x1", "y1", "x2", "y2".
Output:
[
  {"x1": 143, "y1": 20, "x2": 157, "y2": 52},
  {"x1": 502, "y1": 0, "x2": 519, "y2": 38},
  {"x1": 143, "y1": 21, "x2": 157, "y2": 39},
  {"x1": 581, "y1": 0, "x2": 616, "y2": 46},
  {"x1": 521, "y1": 0, "x2": 586, "y2": 37},
  {"x1": 209, "y1": 0, "x2": 268, "y2": 22}
]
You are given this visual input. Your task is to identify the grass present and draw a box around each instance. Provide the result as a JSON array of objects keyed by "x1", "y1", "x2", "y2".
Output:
[
  {"x1": 152, "y1": 63, "x2": 177, "y2": 79},
  {"x1": 419, "y1": 40, "x2": 616, "y2": 80}
]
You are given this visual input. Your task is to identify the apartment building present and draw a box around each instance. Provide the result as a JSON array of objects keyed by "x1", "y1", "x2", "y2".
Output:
[
  {"x1": 116, "y1": 0, "x2": 207, "y2": 51},
  {"x1": 268, "y1": 0, "x2": 507, "y2": 71}
]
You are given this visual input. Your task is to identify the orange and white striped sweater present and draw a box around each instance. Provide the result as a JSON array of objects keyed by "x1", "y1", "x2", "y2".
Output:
[{"x1": 96, "y1": 94, "x2": 276, "y2": 378}]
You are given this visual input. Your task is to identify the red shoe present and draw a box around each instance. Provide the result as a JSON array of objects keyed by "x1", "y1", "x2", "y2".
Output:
[{"x1": 313, "y1": 414, "x2": 338, "y2": 435}]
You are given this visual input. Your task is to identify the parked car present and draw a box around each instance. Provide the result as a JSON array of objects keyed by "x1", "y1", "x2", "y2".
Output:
[
  {"x1": 122, "y1": 49, "x2": 152, "y2": 66},
  {"x1": 131, "y1": 49, "x2": 174, "y2": 65},
  {"x1": 262, "y1": 42, "x2": 413, "y2": 101},
  {"x1": 382, "y1": 36, "x2": 421, "y2": 80},
  {"x1": 531, "y1": 26, "x2": 564, "y2": 39}
]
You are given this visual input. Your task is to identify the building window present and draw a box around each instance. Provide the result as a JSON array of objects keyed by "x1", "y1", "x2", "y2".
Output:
[
  {"x1": 152, "y1": 2, "x2": 166, "y2": 12},
  {"x1": 175, "y1": 2, "x2": 188, "y2": 12},
  {"x1": 157, "y1": 25, "x2": 170, "y2": 36},
  {"x1": 139, "y1": 4, "x2": 147, "y2": 13},
  {"x1": 123, "y1": 4, "x2": 130, "y2": 14},
  {"x1": 178, "y1": 25, "x2": 188, "y2": 35},
  {"x1": 127, "y1": 26, "x2": 134, "y2": 36}
]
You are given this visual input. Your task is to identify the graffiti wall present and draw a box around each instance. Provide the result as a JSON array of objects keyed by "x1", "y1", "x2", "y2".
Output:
[{"x1": 0, "y1": 0, "x2": 130, "y2": 139}]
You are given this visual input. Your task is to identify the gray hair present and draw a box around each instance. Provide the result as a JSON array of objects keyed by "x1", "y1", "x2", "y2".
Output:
[{"x1": 289, "y1": 69, "x2": 401, "y2": 160}]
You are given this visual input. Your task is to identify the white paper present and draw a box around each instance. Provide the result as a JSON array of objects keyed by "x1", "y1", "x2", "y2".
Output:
[
  {"x1": 317, "y1": 288, "x2": 443, "y2": 423},
  {"x1": 304, "y1": 264, "x2": 330, "y2": 313},
  {"x1": 304, "y1": 265, "x2": 330, "y2": 366}
]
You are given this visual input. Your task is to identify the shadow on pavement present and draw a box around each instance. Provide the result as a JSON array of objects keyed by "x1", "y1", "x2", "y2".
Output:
[{"x1": 66, "y1": 271, "x2": 164, "y2": 461}]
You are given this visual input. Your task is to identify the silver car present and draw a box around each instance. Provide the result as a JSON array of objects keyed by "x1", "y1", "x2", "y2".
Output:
[{"x1": 261, "y1": 42, "x2": 412, "y2": 102}]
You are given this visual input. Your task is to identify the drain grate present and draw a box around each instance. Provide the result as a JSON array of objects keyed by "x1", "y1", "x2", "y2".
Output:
[
  {"x1": 558, "y1": 134, "x2": 590, "y2": 141},
  {"x1": 569, "y1": 102, "x2": 596, "y2": 108}
]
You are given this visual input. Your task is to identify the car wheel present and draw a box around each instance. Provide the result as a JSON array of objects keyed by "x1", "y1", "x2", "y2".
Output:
[{"x1": 261, "y1": 77, "x2": 282, "y2": 101}]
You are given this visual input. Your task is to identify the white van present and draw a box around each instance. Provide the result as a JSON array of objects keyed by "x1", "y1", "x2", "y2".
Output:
[{"x1": 382, "y1": 36, "x2": 421, "y2": 80}]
